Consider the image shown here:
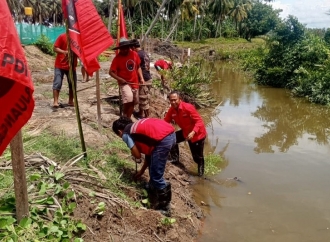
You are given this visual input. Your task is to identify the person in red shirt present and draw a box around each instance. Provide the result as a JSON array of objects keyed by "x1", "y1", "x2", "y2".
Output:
[
  {"x1": 109, "y1": 38, "x2": 145, "y2": 118},
  {"x1": 112, "y1": 116, "x2": 176, "y2": 216},
  {"x1": 164, "y1": 90, "x2": 207, "y2": 176},
  {"x1": 154, "y1": 59, "x2": 172, "y2": 86},
  {"x1": 52, "y1": 33, "x2": 77, "y2": 108}
]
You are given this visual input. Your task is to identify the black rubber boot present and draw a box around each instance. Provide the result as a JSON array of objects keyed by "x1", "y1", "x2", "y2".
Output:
[
  {"x1": 168, "y1": 144, "x2": 180, "y2": 163},
  {"x1": 198, "y1": 160, "x2": 205, "y2": 177},
  {"x1": 147, "y1": 183, "x2": 172, "y2": 217},
  {"x1": 148, "y1": 185, "x2": 159, "y2": 209},
  {"x1": 156, "y1": 183, "x2": 172, "y2": 217}
]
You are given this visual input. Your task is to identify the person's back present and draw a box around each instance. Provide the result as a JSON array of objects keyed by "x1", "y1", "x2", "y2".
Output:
[{"x1": 137, "y1": 49, "x2": 152, "y2": 81}]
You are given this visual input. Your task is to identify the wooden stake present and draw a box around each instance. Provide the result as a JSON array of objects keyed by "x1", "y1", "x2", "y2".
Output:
[
  {"x1": 95, "y1": 70, "x2": 102, "y2": 132},
  {"x1": 10, "y1": 130, "x2": 29, "y2": 221}
]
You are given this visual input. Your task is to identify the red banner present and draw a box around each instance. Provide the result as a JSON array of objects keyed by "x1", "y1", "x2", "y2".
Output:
[
  {"x1": 119, "y1": 4, "x2": 128, "y2": 39},
  {"x1": 0, "y1": 1, "x2": 35, "y2": 155},
  {"x1": 62, "y1": 0, "x2": 114, "y2": 75}
]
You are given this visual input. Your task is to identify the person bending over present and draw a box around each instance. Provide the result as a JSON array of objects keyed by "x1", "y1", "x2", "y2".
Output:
[
  {"x1": 112, "y1": 116, "x2": 176, "y2": 216},
  {"x1": 164, "y1": 90, "x2": 207, "y2": 176}
]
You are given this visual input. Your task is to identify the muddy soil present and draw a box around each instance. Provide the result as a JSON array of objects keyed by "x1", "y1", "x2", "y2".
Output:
[{"x1": 24, "y1": 43, "x2": 205, "y2": 242}]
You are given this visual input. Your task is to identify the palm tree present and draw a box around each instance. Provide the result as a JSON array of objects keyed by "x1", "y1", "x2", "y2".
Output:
[
  {"x1": 228, "y1": 0, "x2": 252, "y2": 33},
  {"x1": 209, "y1": 0, "x2": 234, "y2": 37},
  {"x1": 142, "y1": 0, "x2": 170, "y2": 44}
]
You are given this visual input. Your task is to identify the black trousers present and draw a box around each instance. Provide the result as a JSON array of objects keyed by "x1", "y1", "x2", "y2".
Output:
[{"x1": 170, "y1": 130, "x2": 205, "y2": 166}]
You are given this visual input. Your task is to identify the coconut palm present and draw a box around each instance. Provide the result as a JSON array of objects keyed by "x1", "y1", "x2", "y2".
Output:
[
  {"x1": 209, "y1": 0, "x2": 234, "y2": 37},
  {"x1": 228, "y1": 0, "x2": 252, "y2": 32},
  {"x1": 142, "y1": 0, "x2": 170, "y2": 43}
]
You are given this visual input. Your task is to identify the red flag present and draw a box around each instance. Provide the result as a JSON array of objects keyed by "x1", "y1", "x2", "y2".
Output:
[
  {"x1": 62, "y1": 0, "x2": 114, "y2": 75},
  {"x1": 116, "y1": 3, "x2": 128, "y2": 55},
  {"x1": 0, "y1": 1, "x2": 35, "y2": 155},
  {"x1": 119, "y1": 4, "x2": 128, "y2": 39}
]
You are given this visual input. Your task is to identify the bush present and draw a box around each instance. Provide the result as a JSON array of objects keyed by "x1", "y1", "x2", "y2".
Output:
[{"x1": 34, "y1": 34, "x2": 55, "y2": 56}]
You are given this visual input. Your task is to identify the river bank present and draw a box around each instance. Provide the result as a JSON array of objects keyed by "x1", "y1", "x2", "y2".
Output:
[{"x1": 10, "y1": 44, "x2": 204, "y2": 241}]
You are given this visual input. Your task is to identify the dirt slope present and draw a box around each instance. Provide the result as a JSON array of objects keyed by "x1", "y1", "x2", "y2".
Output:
[{"x1": 24, "y1": 45, "x2": 205, "y2": 241}]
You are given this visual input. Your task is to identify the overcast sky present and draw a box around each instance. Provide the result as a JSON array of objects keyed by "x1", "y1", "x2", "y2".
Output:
[{"x1": 270, "y1": 0, "x2": 330, "y2": 28}]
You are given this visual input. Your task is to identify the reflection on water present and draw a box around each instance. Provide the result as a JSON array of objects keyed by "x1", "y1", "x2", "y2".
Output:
[{"x1": 195, "y1": 66, "x2": 330, "y2": 242}]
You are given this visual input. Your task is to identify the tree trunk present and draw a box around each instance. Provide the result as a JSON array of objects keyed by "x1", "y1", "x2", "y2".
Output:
[
  {"x1": 164, "y1": 19, "x2": 179, "y2": 42},
  {"x1": 164, "y1": 9, "x2": 180, "y2": 42},
  {"x1": 142, "y1": 0, "x2": 169, "y2": 44},
  {"x1": 215, "y1": 17, "x2": 221, "y2": 38},
  {"x1": 198, "y1": 14, "x2": 204, "y2": 40},
  {"x1": 139, "y1": 2, "x2": 143, "y2": 39},
  {"x1": 193, "y1": 14, "x2": 197, "y2": 40},
  {"x1": 108, "y1": 0, "x2": 114, "y2": 33}
]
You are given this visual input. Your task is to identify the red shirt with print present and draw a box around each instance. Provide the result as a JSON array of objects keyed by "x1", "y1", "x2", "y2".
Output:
[
  {"x1": 164, "y1": 101, "x2": 207, "y2": 143},
  {"x1": 110, "y1": 50, "x2": 141, "y2": 89},
  {"x1": 54, "y1": 33, "x2": 77, "y2": 70},
  {"x1": 154, "y1": 59, "x2": 171, "y2": 70}
]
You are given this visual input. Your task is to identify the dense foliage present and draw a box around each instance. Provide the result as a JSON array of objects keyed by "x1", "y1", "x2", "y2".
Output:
[
  {"x1": 8, "y1": 0, "x2": 281, "y2": 41},
  {"x1": 242, "y1": 16, "x2": 330, "y2": 105}
]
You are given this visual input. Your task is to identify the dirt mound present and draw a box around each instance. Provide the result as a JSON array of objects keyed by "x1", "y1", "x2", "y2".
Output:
[
  {"x1": 145, "y1": 39, "x2": 187, "y2": 63},
  {"x1": 24, "y1": 45, "x2": 55, "y2": 71}
]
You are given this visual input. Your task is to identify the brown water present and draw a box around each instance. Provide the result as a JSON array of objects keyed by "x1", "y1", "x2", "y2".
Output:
[{"x1": 194, "y1": 67, "x2": 330, "y2": 242}]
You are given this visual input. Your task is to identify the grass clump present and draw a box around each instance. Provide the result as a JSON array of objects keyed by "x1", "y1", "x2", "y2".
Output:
[
  {"x1": 34, "y1": 34, "x2": 55, "y2": 56},
  {"x1": 204, "y1": 153, "x2": 223, "y2": 176}
]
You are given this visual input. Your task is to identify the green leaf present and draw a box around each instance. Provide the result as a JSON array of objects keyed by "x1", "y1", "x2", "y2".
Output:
[
  {"x1": 0, "y1": 218, "x2": 9, "y2": 229},
  {"x1": 141, "y1": 199, "x2": 149, "y2": 204},
  {"x1": 49, "y1": 225, "x2": 59, "y2": 233},
  {"x1": 66, "y1": 191, "x2": 74, "y2": 199},
  {"x1": 30, "y1": 173, "x2": 41, "y2": 181},
  {"x1": 34, "y1": 197, "x2": 47, "y2": 204},
  {"x1": 74, "y1": 238, "x2": 84, "y2": 242},
  {"x1": 39, "y1": 182, "x2": 47, "y2": 195},
  {"x1": 54, "y1": 184, "x2": 62, "y2": 194},
  {"x1": 63, "y1": 182, "x2": 70, "y2": 189},
  {"x1": 55, "y1": 172, "x2": 65, "y2": 181},
  {"x1": 46, "y1": 197, "x2": 54, "y2": 205},
  {"x1": 76, "y1": 222, "x2": 86, "y2": 231},
  {"x1": 68, "y1": 202, "x2": 77, "y2": 211},
  {"x1": 48, "y1": 165, "x2": 55, "y2": 175},
  {"x1": 19, "y1": 217, "x2": 32, "y2": 228}
]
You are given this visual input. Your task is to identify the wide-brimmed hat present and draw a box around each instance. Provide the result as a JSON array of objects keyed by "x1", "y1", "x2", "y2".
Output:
[
  {"x1": 112, "y1": 38, "x2": 134, "y2": 50},
  {"x1": 131, "y1": 39, "x2": 140, "y2": 48}
]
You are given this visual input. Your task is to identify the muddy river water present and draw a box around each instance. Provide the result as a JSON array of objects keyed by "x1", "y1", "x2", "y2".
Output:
[{"x1": 193, "y1": 66, "x2": 330, "y2": 242}]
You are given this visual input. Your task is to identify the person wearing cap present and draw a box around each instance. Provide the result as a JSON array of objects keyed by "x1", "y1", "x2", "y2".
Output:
[
  {"x1": 154, "y1": 59, "x2": 172, "y2": 86},
  {"x1": 109, "y1": 38, "x2": 145, "y2": 118},
  {"x1": 131, "y1": 39, "x2": 152, "y2": 119},
  {"x1": 164, "y1": 90, "x2": 207, "y2": 176}
]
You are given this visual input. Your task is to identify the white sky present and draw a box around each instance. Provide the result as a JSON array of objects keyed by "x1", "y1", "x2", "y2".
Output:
[{"x1": 270, "y1": 0, "x2": 330, "y2": 28}]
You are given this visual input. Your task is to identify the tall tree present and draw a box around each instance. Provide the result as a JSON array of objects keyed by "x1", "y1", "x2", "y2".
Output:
[
  {"x1": 142, "y1": 0, "x2": 170, "y2": 44},
  {"x1": 209, "y1": 0, "x2": 234, "y2": 37}
]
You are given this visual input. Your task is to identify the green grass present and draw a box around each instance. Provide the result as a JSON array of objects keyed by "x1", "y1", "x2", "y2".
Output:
[
  {"x1": 0, "y1": 130, "x2": 140, "y2": 241},
  {"x1": 204, "y1": 153, "x2": 223, "y2": 176}
]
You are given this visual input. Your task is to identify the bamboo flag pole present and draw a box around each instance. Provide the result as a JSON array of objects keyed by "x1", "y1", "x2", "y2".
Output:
[
  {"x1": 117, "y1": 0, "x2": 123, "y2": 116},
  {"x1": 95, "y1": 69, "x2": 102, "y2": 132},
  {"x1": 65, "y1": 21, "x2": 87, "y2": 158}
]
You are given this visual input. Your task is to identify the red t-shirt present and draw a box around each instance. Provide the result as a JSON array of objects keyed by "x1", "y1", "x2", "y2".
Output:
[
  {"x1": 110, "y1": 50, "x2": 141, "y2": 89},
  {"x1": 164, "y1": 101, "x2": 207, "y2": 143},
  {"x1": 154, "y1": 59, "x2": 171, "y2": 70},
  {"x1": 54, "y1": 33, "x2": 77, "y2": 70}
]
